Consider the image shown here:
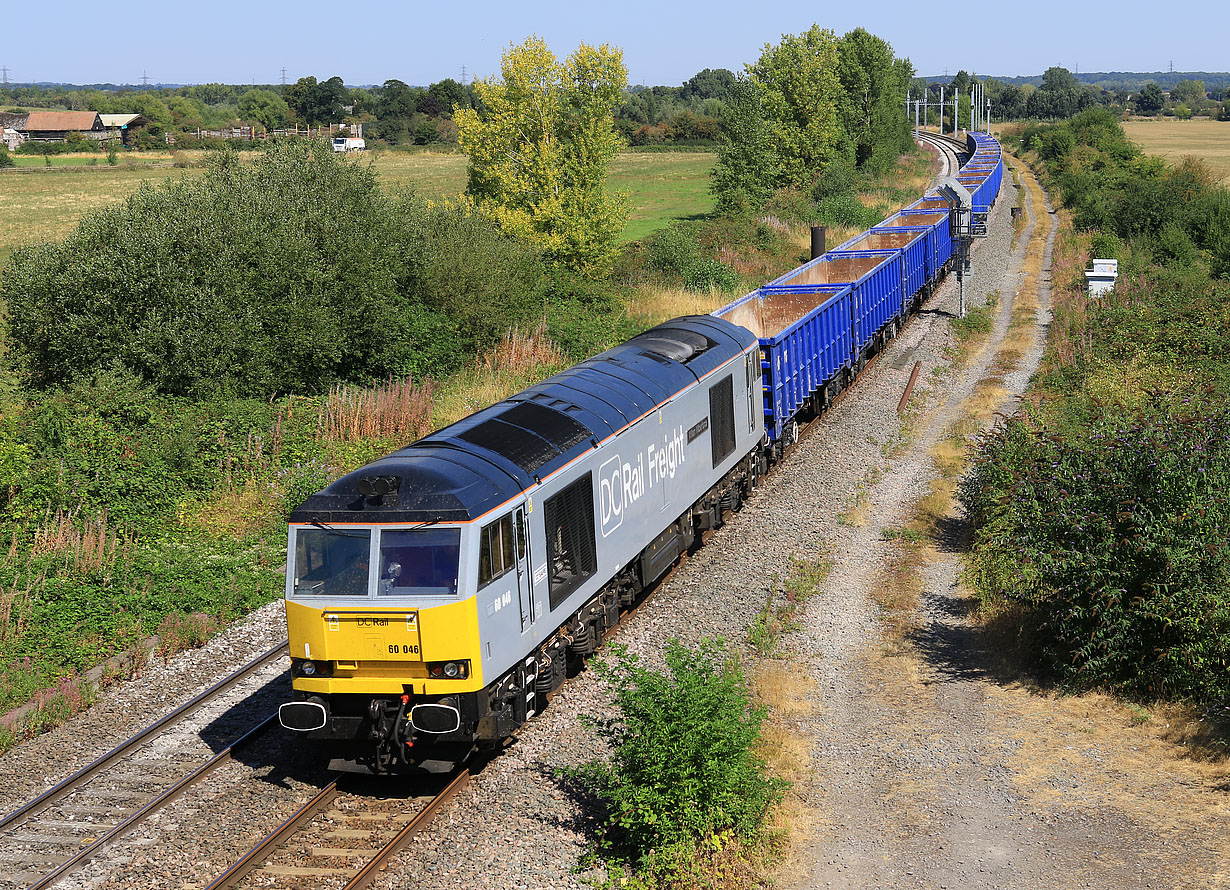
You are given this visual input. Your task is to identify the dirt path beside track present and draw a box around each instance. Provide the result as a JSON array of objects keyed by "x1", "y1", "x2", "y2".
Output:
[{"x1": 775, "y1": 155, "x2": 1230, "y2": 890}]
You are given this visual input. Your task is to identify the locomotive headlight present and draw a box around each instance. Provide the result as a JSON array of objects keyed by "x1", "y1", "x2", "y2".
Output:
[
  {"x1": 292, "y1": 658, "x2": 334, "y2": 678},
  {"x1": 426, "y1": 660, "x2": 469, "y2": 679}
]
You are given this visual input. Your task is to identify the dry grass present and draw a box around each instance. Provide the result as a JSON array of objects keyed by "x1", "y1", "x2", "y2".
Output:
[
  {"x1": 430, "y1": 322, "x2": 571, "y2": 430},
  {"x1": 320, "y1": 376, "x2": 438, "y2": 444},
  {"x1": 0, "y1": 164, "x2": 204, "y2": 261},
  {"x1": 25, "y1": 507, "x2": 131, "y2": 570},
  {"x1": 998, "y1": 157, "x2": 1049, "y2": 372},
  {"x1": 0, "y1": 149, "x2": 715, "y2": 268},
  {"x1": 1122, "y1": 118, "x2": 1230, "y2": 183},
  {"x1": 625, "y1": 285, "x2": 731, "y2": 325},
  {"x1": 754, "y1": 662, "x2": 815, "y2": 717}
]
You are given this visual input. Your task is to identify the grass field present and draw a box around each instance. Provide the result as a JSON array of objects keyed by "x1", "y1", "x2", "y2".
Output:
[
  {"x1": 0, "y1": 149, "x2": 715, "y2": 266},
  {"x1": 1121, "y1": 118, "x2": 1230, "y2": 182},
  {"x1": 10, "y1": 154, "x2": 179, "y2": 168}
]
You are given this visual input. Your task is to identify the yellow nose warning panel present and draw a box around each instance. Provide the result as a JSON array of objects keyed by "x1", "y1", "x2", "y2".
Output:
[{"x1": 320, "y1": 611, "x2": 422, "y2": 659}]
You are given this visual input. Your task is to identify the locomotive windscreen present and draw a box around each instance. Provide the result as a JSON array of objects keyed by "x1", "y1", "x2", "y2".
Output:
[
  {"x1": 290, "y1": 527, "x2": 461, "y2": 598},
  {"x1": 378, "y1": 528, "x2": 461, "y2": 596},
  {"x1": 293, "y1": 528, "x2": 372, "y2": 597}
]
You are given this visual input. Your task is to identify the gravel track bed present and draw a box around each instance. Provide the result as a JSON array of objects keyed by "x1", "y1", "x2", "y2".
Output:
[{"x1": 1, "y1": 144, "x2": 1016, "y2": 890}]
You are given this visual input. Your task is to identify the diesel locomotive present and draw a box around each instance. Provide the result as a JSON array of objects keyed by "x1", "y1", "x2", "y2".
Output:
[
  {"x1": 278, "y1": 132, "x2": 1004, "y2": 772},
  {"x1": 278, "y1": 316, "x2": 767, "y2": 771}
]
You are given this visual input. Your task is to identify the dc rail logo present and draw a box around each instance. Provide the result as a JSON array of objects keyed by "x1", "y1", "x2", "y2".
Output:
[{"x1": 599, "y1": 425, "x2": 688, "y2": 537}]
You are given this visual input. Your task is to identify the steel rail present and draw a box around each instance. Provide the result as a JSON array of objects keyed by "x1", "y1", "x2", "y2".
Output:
[
  {"x1": 0, "y1": 640, "x2": 288, "y2": 834},
  {"x1": 342, "y1": 769, "x2": 471, "y2": 890},
  {"x1": 205, "y1": 779, "x2": 341, "y2": 890},
  {"x1": 25, "y1": 715, "x2": 278, "y2": 890},
  {"x1": 205, "y1": 768, "x2": 470, "y2": 890}
]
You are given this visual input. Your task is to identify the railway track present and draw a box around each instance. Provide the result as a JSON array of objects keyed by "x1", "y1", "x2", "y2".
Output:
[
  {"x1": 0, "y1": 641, "x2": 288, "y2": 890},
  {"x1": 916, "y1": 129, "x2": 968, "y2": 180},
  {"x1": 204, "y1": 769, "x2": 469, "y2": 890}
]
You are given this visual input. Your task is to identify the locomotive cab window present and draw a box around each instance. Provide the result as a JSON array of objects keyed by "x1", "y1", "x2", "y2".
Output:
[
  {"x1": 477, "y1": 515, "x2": 516, "y2": 590},
  {"x1": 293, "y1": 528, "x2": 372, "y2": 597},
  {"x1": 378, "y1": 528, "x2": 461, "y2": 596}
]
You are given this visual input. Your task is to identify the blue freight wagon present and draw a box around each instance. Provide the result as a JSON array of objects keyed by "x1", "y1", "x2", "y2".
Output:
[
  {"x1": 720, "y1": 249, "x2": 905, "y2": 442},
  {"x1": 717, "y1": 284, "x2": 852, "y2": 444},
  {"x1": 834, "y1": 227, "x2": 930, "y2": 316}
]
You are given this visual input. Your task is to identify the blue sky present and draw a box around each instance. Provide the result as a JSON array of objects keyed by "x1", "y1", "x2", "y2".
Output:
[{"x1": 2, "y1": 0, "x2": 1224, "y2": 87}]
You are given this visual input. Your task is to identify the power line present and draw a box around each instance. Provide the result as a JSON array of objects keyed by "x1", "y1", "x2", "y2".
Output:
[
  {"x1": 0, "y1": 65, "x2": 9, "y2": 84},
  {"x1": 140, "y1": 70, "x2": 151, "y2": 87},
  {"x1": 280, "y1": 66, "x2": 288, "y2": 85},
  {"x1": 460, "y1": 65, "x2": 467, "y2": 85}
]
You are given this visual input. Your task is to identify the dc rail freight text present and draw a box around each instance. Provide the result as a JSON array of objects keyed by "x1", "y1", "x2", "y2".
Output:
[{"x1": 278, "y1": 132, "x2": 1004, "y2": 772}]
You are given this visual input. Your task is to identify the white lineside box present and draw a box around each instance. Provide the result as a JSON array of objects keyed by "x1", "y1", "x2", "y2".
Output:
[{"x1": 1085, "y1": 259, "x2": 1118, "y2": 298}]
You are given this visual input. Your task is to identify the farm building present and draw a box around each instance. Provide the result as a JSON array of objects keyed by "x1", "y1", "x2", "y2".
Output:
[
  {"x1": 0, "y1": 111, "x2": 23, "y2": 150},
  {"x1": 99, "y1": 113, "x2": 148, "y2": 145},
  {"x1": 17, "y1": 111, "x2": 107, "y2": 142}
]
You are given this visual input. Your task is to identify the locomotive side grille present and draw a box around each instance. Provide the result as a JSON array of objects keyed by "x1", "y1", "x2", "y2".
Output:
[
  {"x1": 544, "y1": 473, "x2": 598, "y2": 610},
  {"x1": 709, "y1": 374, "x2": 736, "y2": 467}
]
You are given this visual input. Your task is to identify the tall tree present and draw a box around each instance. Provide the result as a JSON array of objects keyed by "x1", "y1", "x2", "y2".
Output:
[
  {"x1": 681, "y1": 68, "x2": 736, "y2": 103},
  {"x1": 748, "y1": 25, "x2": 852, "y2": 187},
  {"x1": 1170, "y1": 79, "x2": 1207, "y2": 107},
  {"x1": 1136, "y1": 83, "x2": 1165, "y2": 115},
  {"x1": 711, "y1": 76, "x2": 778, "y2": 214},
  {"x1": 836, "y1": 28, "x2": 912, "y2": 170},
  {"x1": 379, "y1": 79, "x2": 418, "y2": 119},
  {"x1": 238, "y1": 89, "x2": 290, "y2": 129},
  {"x1": 455, "y1": 36, "x2": 630, "y2": 276}
]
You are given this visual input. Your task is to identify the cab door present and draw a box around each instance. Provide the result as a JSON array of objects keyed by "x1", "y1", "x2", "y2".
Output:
[{"x1": 515, "y1": 506, "x2": 535, "y2": 631}]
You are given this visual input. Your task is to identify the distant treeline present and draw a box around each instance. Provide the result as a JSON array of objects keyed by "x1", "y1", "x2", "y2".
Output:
[
  {"x1": 917, "y1": 67, "x2": 1230, "y2": 123},
  {"x1": 928, "y1": 71, "x2": 1230, "y2": 94},
  {"x1": 0, "y1": 70, "x2": 740, "y2": 149}
]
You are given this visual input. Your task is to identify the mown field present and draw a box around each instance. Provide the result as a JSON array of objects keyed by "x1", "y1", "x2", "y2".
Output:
[
  {"x1": 0, "y1": 149, "x2": 716, "y2": 266},
  {"x1": 1121, "y1": 118, "x2": 1230, "y2": 182}
]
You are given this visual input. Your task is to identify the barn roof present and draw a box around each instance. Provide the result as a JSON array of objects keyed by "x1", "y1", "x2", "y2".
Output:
[
  {"x1": 99, "y1": 113, "x2": 145, "y2": 128},
  {"x1": 22, "y1": 111, "x2": 102, "y2": 132}
]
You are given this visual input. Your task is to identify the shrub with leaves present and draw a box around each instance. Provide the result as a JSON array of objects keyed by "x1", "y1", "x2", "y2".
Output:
[
  {"x1": 645, "y1": 226, "x2": 740, "y2": 294},
  {"x1": 960, "y1": 403, "x2": 1230, "y2": 701},
  {"x1": 2, "y1": 142, "x2": 548, "y2": 399},
  {"x1": 573, "y1": 639, "x2": 783, "y2": 870}
]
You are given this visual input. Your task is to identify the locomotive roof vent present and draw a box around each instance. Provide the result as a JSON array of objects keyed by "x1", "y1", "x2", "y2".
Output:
[{"x1": 629, "y1": 327, "x2": 715, "y2": 364}]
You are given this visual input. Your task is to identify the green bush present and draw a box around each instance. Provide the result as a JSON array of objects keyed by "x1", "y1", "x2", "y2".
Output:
[
  {"x1": 961, "y1": 404, "x2": 1230, "y2": 701},
  {"x1": 572, "y1": 640, "x2": 783, "y2": 866},
  {"x1": 644, "y1": 226, "x2": 740, "y2": 294},
  {"x1": 1088, "y1": 231, "x2": 1124, "y2": 260},
  {"x1": 2, "y1": 142, "x2": 550, "y2": 399},
  {"x1": 0, "y1": 145, "x2": 13, "y2": 168},
  {"x1": 646, "y1": 226, "x2": 699, "y2": 279},
  {"x1": 815, "y1": 193, "x2": 882, "y2": 230},
  {"x1": 682, "y1": 258, "x2": 739, "y2": 293}
]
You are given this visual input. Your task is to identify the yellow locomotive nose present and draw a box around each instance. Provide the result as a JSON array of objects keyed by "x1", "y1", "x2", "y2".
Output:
[{"x1": 285, "y1": 598, "x2": 482, "y2": 696}]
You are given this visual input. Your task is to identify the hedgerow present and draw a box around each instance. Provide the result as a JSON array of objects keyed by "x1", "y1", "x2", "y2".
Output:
[
  {"x1": 962, "y1": 115, "x2": 1230, "y2": 705},
  {"x1": 960, "y1": 404, "x2": 1230, "y2": 700}
]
